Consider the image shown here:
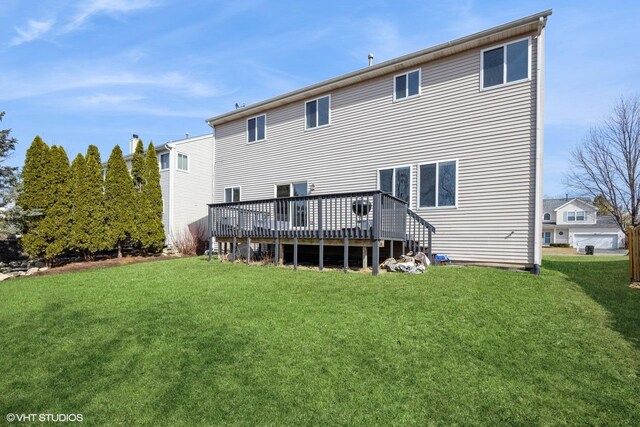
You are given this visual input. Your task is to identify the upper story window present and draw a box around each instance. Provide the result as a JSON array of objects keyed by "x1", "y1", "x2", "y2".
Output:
[
  {"x1": 567, "y1": 211, "x2": 586, "y2": 222},
  {"x1": 481, "y1": 38, "x2": 530, "y2": 89},
  {"x1": 177, "y1": 153, "x2": 189, "y2": 172},
  {"x1": 247, "y1": 114, "x2": 266, "y2": 143},
  {"x1": 543, "y1": 213, "x2": 551, "y2": 221},
  {"x1": 224, "y1": 187, "x2": 240, "y2": 202},
  {"x1": 394, "y1": 69, "x2": 420, "y2": 101},
  {"x1": 159, "y1": 153, "x2": 169, "y2": 170},
  {"x1": 378, "y1": 166, "x2": 411, "y2": 203},
  {"x1": 419, "y1": 160, "x2": 457, "y2": 208},
  {"x1": 305, "y1": 96, "x2": 330, "y2": 129}
]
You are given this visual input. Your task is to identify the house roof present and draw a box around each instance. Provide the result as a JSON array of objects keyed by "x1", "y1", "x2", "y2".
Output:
[
  {"x1": 596, "y1": 215, "x2": 620, "y2": 227},
  {"x1": 206, "y1": 9, "x2": 552, "y2": 127},
  {"x1": 121, "y1": 133, "x2": 211, "y2": 161},
  {"x1": 543, "y1": 198, "x2": 593, "y2": 213}
]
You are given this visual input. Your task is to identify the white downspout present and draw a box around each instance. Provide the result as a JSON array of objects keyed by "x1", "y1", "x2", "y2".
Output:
[
  {"x1": 165, "y1": 143, "x2": 175, "y2": 245},
  {"x1": 533, "y1": 16, "x2": 546, "y2": 275}
]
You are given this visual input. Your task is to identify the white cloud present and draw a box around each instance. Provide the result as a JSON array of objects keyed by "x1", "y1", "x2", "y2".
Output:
[
  {"x1": 65, "y1": 0, "x2": 157, "y2": 32},
  {"x1": 10, "y1": 19, "x2": 54, "y2": 46}
]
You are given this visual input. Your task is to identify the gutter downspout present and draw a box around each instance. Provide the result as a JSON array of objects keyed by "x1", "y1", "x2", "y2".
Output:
[
  {"x1": 533, "y1": 16, "x2": 547, "y2": 275},
  {"x1": 207, "y1": 120, "x2": 215, "y2": 255},
  {"x1": 165, "y1": 143, "x2": 175, "y2": 246}
]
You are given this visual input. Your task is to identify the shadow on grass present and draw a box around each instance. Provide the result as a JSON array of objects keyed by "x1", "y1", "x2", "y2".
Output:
[{"x1": 544, "y1": 257, "x2": 640, "y2": 351}]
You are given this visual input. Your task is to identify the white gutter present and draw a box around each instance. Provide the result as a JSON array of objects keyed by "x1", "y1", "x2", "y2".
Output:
[{"x1": 533, "y1": 16, "x2": 547, "y2": 275}]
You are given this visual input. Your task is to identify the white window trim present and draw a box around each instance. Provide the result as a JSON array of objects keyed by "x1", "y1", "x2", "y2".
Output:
[
  {"x1": 224, "y1": 186, "x2": 242, "y2": 203},
  {"x1": 393, "y1": 69, "x2": 421, "y2": 102},
  {"x1": 159, "y1": 153, "x2": 170, "y2": 171},
  {"x1": 567, "y1": 210, "x2": 586, "y2": 222},
  {"x1": 272, "y1": 181, "x2": 309, "y2": 198},
  {"x1": 416, "y1": 159, "x2": 459, "y2": 209},
  {"x1": 304, "y1": 95, "x2": 331, "y2": 131},
  {"x1": 247, "y1": 114, "x2": 267, "y2": 144},
  {"x1": 376, "y1": 164, "x2": 414, "y2": 208},
  {"x1": 480, "y1": 36, "x2": 531, "y2": 91},
  {"x1": 176, "y1": 152, "x2": 189, "y2": 173}
]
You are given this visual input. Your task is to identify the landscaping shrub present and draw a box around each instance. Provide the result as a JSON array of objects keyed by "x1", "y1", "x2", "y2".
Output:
[{"x1": 550, "y1": 243, "x2": 570, "y2": 248}]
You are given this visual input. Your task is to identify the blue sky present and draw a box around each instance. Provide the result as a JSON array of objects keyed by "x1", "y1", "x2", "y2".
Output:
[{"x1": 1, "y1": 0, "x2": 639, "y2": 197}]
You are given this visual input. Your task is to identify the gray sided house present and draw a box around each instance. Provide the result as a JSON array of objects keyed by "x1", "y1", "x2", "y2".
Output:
[
  {"x1": 121, "y1": 134, "x2": 214, "y2": 245},
  {"x1": 207, "y1": 10, "x2": 552, "y2": 271}
]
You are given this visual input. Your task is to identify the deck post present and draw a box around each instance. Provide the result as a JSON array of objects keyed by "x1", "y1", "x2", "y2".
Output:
[
  {"x1": 274, "y1": 242, "x2": 279, "y2": 267},
  {"x1": 343, "y1": 238, "x2": 348, "y2": 273},
  {"x1": 362, "y1": 247, "x2": 368, "y2": 268},
  {"x1": 389, "y1": 239, "x2": 393, "y2": 259},
  {"x1": 246, "y1": 237, "x2": 251, "y2": 264},
  {"x1": 278, "y1": 244, "x2": 284, "y2": 266},
  {"x1": 427, "y1": 226, "x2": 433, "y2": 261},
  {"x1": 217, "y1": 242, "x2": 222, "y2": 262},
  {"x1": 294, "y1": 237, "x2": 298, "y2": 271},
  {"x1": 232, "y1": 235, "x2": 237, "y2": 262},
  {"x1": 318, "y1": 196, "x2": 324, "y2": 271},
  {"x1": 372, "y1": 192, "x2": 381, "y2": 276},
  {"x1": 274, "y1": 199, "x2": 279, "y2": 267}
]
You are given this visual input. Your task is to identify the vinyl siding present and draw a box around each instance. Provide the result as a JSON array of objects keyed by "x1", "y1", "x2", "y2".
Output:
[
  {"x1": 214, "y1": 33, "x2": 539, "y2": 266},
  {"x1": 170, "y1": 135, "x2": 214, "y2": 241}
]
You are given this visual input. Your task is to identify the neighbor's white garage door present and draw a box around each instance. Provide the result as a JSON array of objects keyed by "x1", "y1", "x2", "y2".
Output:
[{"x1": 574, "y1": 234, "x2": 618, "y2": 249}]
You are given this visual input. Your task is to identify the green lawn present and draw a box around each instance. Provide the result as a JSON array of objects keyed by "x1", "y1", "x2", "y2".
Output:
[{"x1": 1, "y1": 256, "x2": 639, "y2": 425}]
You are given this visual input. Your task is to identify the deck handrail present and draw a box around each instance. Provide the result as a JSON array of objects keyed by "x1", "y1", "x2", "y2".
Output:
[
  {"x1": 207, "y1": 190, "x2": 407, "y2": 207},
  {"x1": 407, "y1": 208, "x2": 436, "y2": 233}
]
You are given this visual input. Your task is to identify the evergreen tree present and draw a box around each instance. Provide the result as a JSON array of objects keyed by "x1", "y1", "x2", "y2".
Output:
[
  {"x1": 131, "y1": 139, "x2": 145, "y2": 191},
  {"x1": 85, "y1": 146, "x2": 107, "y2": 255},
  {"x1": 137, "y1": 143, "x2": 165, "y2": 253},
  {"x1": 38, "y1": 146, "x2": 72, "y2": 264},
  {"x1": 19, "y1": 136, "x2": 50, "y2": 259},
  {"x1": 70, "y1": 154, "x2": 91, "y2": 259},
  {"x1": 0, "y1": 112, "x2": 18, "y2": 210},
  {"x1": 104, "y1": 145, "x2": 135, "y2": 258}
]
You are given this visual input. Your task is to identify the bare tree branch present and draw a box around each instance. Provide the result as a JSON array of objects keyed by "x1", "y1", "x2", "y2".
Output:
[{"x1": 565, "y1": 95, "x2": 640, "y2": 233}]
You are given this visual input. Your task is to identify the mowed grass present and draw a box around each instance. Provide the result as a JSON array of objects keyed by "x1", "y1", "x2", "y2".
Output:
[{"x1": 1, "y1": 256, "x2": 639, "y2": 425}]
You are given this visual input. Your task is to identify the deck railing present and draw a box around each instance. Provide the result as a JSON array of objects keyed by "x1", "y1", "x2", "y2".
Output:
[{"x1": 207, "y1": 190, "x2": 435, "y2": 275}]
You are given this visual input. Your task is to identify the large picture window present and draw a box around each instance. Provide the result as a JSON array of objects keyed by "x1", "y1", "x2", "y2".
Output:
[
  {"x1": 481, "y1": 38, "x2": 530, "y2": 89},
  {"x1": 419, "y1": 160, "x2": 457, "y2": 208},
  {"x1": 378, "y1": 166, "x2": 411, "y2": 203},
  {"x1": 305, "y1": 95, "x2": 330, "y2": 129},
  {"x1": 247, "y1": 114, "x2": 266, "y2": 143}
]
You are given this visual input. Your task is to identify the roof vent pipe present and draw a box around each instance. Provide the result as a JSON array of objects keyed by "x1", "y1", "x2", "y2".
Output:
[
  {"x1": 565, "y1": 193, "x2": 568, "y2": 201},
  {"x1": 368, "y1": 53, "x2": 374, "y2": 66},
  {"x1": 185, "y1": 132, "x2": 189, "y2": 139}
]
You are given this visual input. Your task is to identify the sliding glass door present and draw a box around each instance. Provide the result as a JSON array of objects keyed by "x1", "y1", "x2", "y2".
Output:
[{"x1": 275, "y1": 181, "x2": 308, "y2": 228}]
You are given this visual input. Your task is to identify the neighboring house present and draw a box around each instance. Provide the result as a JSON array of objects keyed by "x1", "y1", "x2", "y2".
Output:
[
  {"x1": 119, "y1": 133, "x2": 214, "y2": 245},
  {"x1": 206, "y1": 10, "x2": 551, "y2": 272},
  {"x1": 542, "y1": 198, "x2": 625, "y2": 249}
]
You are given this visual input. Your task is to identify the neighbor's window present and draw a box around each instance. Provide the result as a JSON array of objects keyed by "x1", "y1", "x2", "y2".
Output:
[
  {"x1": 159, "y1": 153, "x2": 169, "y2": 170},
  {"x1": 419, "y1": 160, "x2": 457, "y2": 208},
  {"x1": 576, "y1": 211, "x2": 586, "y2": 221},
  {"x1": 543, "y1": 212, "x2": 551, "y2": 221},
  {"x1": 394, "y1": 69, "x2": 420, "y2": 101},
  {"x1": 378, "y1": 166, "x2": 410, "y2": 203},
  {"x1": 224, "y1": 187, "x2": 241, "y2": 203},
  {"x1": 177, "y1": 153, "x2": 189, "y2": 171},
  {"x1": 482, "y1": 38, "x2": 529, "y2": 89},
  {"x1": 247, "y1": 114, "x2": 266, "y2": 143},
  {"x1": 305, "y1": 95, "x2": 330, "y2": 129}
]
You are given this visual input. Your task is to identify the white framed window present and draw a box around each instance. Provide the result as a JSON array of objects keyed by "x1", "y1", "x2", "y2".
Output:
[
  {"x1": 481, "y1": 37, "x2": 530, "y2": 89},
  {"x1": 247, "y1": 114, "x2": 266, "y2": 143},
  {"x1": 177, "y1": 153, "x2": 189, "y2": 172},
  {"x1": 543, "y1": 212, "x2": 551, "y2": 221},
  {"x1": 394, "y1": 69, "x2": 421, "y2": 101},
  {"x1": 377, "y1": 166, "x2": 411, "y2": 204},
  {"x1": 305, "y1": 95, "x2": 330, "y2": 129},
  {"x1": 567, "y1": 210, "x2": 586, "y2": 222},
  {"x1": 159, "y1": 153, "x2": 169, "y2": 170},
  {"x1": 224, "y1": 186, "x2": 241, "y2": 203},
  {"x1": 418, "y1": 160, "x2": 457, "y2": 208}
]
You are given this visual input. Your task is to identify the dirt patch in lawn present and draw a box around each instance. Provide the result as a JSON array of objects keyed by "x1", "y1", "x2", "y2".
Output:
[
  {"x1": 32, "y1": 255, "x2": 187, "y2": 276},
  {"x1": 543, "y1": 247, "x2": 580, "y2": 256}
]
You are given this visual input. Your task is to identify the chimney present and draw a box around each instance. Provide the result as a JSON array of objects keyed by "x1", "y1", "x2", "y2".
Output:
[
  {"x1": 565, "y1": 193, "x2": 568, "y2": 201},
  {"x1": 129, "y1": 134, "x2": 139, "y2": 154},
  {"x1": 368, "y1": 53, "x2": 374, "y2": 66}
]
